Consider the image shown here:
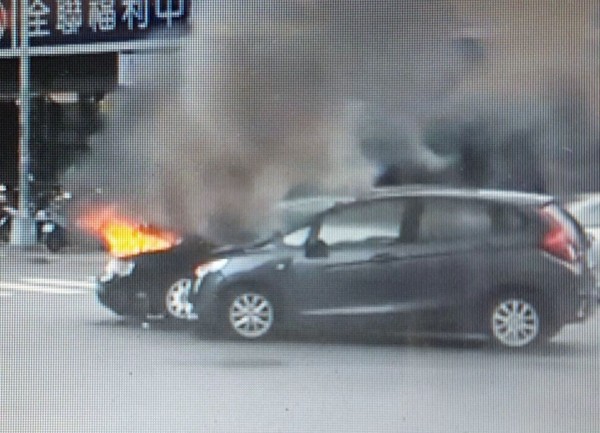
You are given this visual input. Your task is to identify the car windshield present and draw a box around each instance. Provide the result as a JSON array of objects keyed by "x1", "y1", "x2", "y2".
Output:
[{"x1": 2, "y1": 2, "x2": 599, "y2": 433}]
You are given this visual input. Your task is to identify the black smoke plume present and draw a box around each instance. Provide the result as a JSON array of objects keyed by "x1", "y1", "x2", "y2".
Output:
[{"x1": 67, "y1": 0, "x2": 600, "y2": 242}]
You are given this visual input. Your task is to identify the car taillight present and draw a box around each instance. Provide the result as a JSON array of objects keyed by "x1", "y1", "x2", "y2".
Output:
[
  {"x1": 539, "y1": 207, "x2": 578, "y2": 263},
  {"x1": 541, "y1": 224, "x2": 577, "y2": 262}
]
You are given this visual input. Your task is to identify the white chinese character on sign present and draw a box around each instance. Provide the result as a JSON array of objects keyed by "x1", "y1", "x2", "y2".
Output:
[
  {"x1": 89, "y1": 0, "x2": 116, "y2": 32},
  {"x1": 57, "y1": 0, "x2": 83, "y2": 35},
  {"x1": 0, "y1": 2, "x2": 7, "y2": 41},
  {"x1": 121, "y1": 0, "x2": 148, "y2": 30},
  {"x1": 155, "y1": 0, "x2": 184, "y2": 27},
  {"x1": 29, "y1": 0, "x2": 51, "y2": 37}
]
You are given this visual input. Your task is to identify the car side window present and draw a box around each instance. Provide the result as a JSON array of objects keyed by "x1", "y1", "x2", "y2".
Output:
[
  {"x1": 417, "y1": 199, "x2": 492, "y2": 242},
  {"x1": 317, "y1": 200, "x2": 404, "y2": 247},
  {"x1": 282, "y1": 226, "x2": 312, "y2": 247}
]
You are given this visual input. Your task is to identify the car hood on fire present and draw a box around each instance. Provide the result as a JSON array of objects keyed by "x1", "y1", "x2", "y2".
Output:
[{"x1": 121, "y1": 234, "x2": 215, "y2": 262}]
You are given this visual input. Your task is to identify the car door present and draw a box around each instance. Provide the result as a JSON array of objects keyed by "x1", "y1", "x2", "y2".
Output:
[
  {"x1": 389, "y1": 197, "x2": 495, "y2": 332},
  {"x1": 282, "y1": 199, "x2": 410, "y2": 331}
]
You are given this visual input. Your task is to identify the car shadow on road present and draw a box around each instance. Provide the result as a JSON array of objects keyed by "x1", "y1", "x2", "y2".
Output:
[
  {"x1": 282, "y1": 331, "x2": 489, "y2": 350},
  {"x1": 511, "y1": 341, "x2": 598, "y2": 357},
  {"x1": 91, "y1": 317, "x2": 597, "y2": 357},
  {"x1": 91, "y1": 316, "x2": 195, "y2": 333},
  {"x1": 189, "y1": 326, "x2": 490, "y2": 351},
  {"x1": 197, "y1": 329, "x2": 599, "y2": 357}
]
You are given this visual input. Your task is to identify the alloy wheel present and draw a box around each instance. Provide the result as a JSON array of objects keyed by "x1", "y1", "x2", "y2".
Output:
[
  {"x1": 165, "y1": 279, "x2": 193, "y2": 319},
  {"x1": 228, "y1": 292, "x2": 274, "y2": 339},
  {"x1": 491, "y1": 298, "x2": 541, "y2": 348}
]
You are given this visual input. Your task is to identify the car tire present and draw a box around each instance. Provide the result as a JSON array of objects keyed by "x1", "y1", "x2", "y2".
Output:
[
  {"x1": 164, "y1": 278, "x2": 194, "y2": 320},
  {"x1": 488, "y1": 294, "x2": 548, "y2": 349},
  {"x1": 46, "y1": 231, "x2": 66, "y2": 252},
  {"x1": 224, "y1": 289, "x2": 275, "y2": 340}
]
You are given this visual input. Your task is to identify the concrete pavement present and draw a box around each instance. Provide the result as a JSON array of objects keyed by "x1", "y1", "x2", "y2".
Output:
[{"x1": 1, "y1": 252, "x2": 599, "y2": 433}]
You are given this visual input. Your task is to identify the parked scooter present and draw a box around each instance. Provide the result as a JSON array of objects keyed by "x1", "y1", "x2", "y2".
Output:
[
  {"x1": 0, "y1": 207, "x2": 15, "y2": 243},
  {"x1": 0, "y1": 184, "x2": 70, "y2": 252},
  {"x1": 0, "y1": 184, "x2": 14, "y2": 243},
  {"x1": 35, "y1": 208, "x2": 68, "y2": 252}
]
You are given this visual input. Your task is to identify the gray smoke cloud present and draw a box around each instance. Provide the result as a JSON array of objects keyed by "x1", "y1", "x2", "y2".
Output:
[{"x1": 66, "y1": 0, "x2": 600, "y2": 243}]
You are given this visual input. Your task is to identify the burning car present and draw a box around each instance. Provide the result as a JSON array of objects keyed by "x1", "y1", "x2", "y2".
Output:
[
  {"x1": 96, "y1": 236, "x2": 214, "y2": 319},
  {"x1": 79, "y1": 205, "x2": 214, "y2": 319}
]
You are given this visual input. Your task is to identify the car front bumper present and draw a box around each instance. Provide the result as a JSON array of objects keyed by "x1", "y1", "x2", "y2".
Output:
[
  {"x1": 95, "y1": 278, "x2": 150, "y2": 317},
  {"x1": 188, "y1": 272, "x2": 226, "y2": 326}
]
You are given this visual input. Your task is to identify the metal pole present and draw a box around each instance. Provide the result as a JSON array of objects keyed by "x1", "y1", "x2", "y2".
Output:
[
  {"x1": 11, "y1": 0, "x2": 36, "y2": 245},
  {"x1": 11, "y1": 0, "x2": 17, "y2": 48}
]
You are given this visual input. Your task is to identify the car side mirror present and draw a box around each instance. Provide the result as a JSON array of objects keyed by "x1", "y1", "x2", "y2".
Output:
[{"x1": 305, "y1": 239, "x2": 329, "y2": 258}]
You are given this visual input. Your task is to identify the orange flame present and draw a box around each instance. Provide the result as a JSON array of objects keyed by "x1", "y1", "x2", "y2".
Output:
[{"x1": 77, "y1": 205, "x2": 180, "y2": 258}]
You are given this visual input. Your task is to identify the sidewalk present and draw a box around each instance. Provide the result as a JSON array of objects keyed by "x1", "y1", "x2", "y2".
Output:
[{"x1": 0, "y1": 243, "x2": 108, "y2": 264}]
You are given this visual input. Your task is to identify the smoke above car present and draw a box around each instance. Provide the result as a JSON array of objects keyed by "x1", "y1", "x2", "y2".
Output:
[{"x1": 65, "y1": 0, "x2": 600, "y2": 243}]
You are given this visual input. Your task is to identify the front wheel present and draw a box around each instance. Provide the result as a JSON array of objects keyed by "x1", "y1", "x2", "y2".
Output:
[
  {"x1": 489, "y1": 296, "x2": 546, "y2": 348},
  {"x1": 225, "y1": 290, "x2": 275, "y2": 339},
  {"x1": 164, "y1": 279, "x2": 194, "y2": 320}
]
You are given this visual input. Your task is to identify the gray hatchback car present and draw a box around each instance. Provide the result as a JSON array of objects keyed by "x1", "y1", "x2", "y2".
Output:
[{"x1": 190, "y1": 187, "x2": 598, "y2": 348}]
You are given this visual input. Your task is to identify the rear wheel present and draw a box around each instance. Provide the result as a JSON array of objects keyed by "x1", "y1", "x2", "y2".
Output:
[
  {"x1": 225, "y1": 290, "x2": 275, "y2": 339},
  {"x1": 489, "y1": 296, "x2": 546, "y2": 348}
]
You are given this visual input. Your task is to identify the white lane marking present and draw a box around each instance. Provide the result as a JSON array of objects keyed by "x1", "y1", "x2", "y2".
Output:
[
  {"x1": 21, "y1": 277, "x2": 97, "y2": 289},
  {"x1": 0, "y1": 282, "x2": 88, "y2": 295}
]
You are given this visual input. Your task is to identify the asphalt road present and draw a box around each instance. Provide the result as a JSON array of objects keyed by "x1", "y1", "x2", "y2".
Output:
[{"x1": 1, "y1": 249, "x2": 599, "y2": 433}]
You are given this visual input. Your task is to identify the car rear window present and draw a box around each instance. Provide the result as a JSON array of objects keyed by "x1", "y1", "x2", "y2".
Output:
[
  {"x1": 489, "y1": 204, "x2": 528, "y2": 233},
  {"x1": 417, "y1": 199, "x2": 493, "y2": 242}
]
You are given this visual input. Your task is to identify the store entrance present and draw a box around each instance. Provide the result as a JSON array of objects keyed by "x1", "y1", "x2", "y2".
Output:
[{"x1": 0, "y1": 101, "x2": 18, "y2": 189}]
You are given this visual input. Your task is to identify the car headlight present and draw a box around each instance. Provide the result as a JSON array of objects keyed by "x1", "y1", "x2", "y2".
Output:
[
  {"x1": 104, "y1": 258, "x2": 135, "y2": 278},
  {"x1": 194, "y1": 258, "x2": 229, "y2": 278}
]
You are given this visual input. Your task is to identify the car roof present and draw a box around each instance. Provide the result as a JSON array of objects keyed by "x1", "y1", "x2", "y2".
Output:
[{"x1": 357, "y1": 185, "x2": 554, "y2": 207}]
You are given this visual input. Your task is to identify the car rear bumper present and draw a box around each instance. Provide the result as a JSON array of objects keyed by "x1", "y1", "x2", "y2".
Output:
[{"x1": 558, "y1": 263, "x2": 598, "y2": 323}]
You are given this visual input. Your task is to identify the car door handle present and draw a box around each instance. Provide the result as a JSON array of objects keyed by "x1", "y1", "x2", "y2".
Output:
[{"x1": 369, "y1": 253, "x2": 398, "y2": 263}]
